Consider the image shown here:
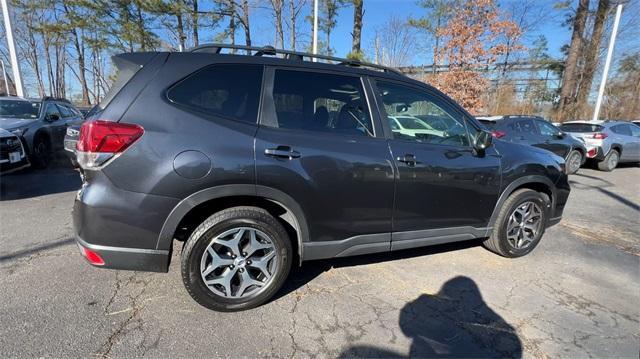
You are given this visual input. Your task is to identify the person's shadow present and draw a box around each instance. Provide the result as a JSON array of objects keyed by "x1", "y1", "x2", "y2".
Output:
[{"x1": 341, "y1": 276, "x2": 522, "y2": 358}]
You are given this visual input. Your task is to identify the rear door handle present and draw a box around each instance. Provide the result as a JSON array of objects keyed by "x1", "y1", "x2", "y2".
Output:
[
  {"x1": 397, "y1": 154, "x2": 419, "y2": 166},
  {"x1": 265, "y1": 146, "x2": 301, "y2": 159}
]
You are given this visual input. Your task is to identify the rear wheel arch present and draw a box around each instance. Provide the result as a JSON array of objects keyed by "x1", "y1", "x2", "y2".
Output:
[{"x1": 157, "y1": 185, "x2": 309, "y2": 265}]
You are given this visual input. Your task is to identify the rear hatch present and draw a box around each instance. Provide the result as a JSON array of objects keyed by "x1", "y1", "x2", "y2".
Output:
[{"x1": 559, "y1": 123, "x2": 605, "y2": 147}]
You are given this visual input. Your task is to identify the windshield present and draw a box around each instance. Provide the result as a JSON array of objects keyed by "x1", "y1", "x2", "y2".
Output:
[
  {"x1": 560, "y1": 123, "x2": 603, "y2": 133},
  {"x1": 0, "y1": 100, "x2": 41, "y2": 119},
  {"x1": 397, "y1": 117, "x2": 430, "y2": 130}
]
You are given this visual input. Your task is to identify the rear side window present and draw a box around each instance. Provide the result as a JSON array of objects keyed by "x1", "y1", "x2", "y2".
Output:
[
  {"x1": 559, "y1": 123, "x2": 604, "y2": 133},
  {"x1": 611, "y1": 124, "x2": 632, "y2": 136},
  {"x1": 167, "y1": 64, "x2": 263, "y2": 124},
  {"x1": 58, "y1": 105, "x2": 75, "y2": 118},
  {"x1": 508, "y1": 119, "x2": 538, "y2": 134},
  {"x1": 269, "y1": 70, "x2": 373, "y2": 136}
]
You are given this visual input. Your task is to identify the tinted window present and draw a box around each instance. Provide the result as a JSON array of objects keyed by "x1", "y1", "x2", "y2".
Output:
[
  {"x1": 58, "y1": 104, "x2": 76, "y2": 118},
  {"x1": 0, "y1": 100, "x2": 41, "y2": 119},
  {"x1": 611, "y1": 124, "x2": 632, "y2": 136},
  {"x1": 270, "y1": 70, "x2": 373, "y2": 136},
  {"x1": 44, "y1": 103, "x2": 61, "y2": 119},
  {"x1": 478, "y1": 120, "x2": 497, "y2": 129},
  {"x1": 559, "y1": 123, "x2": 604, "y2": 133},
  {"x1": 168, "y1": 64, "x2": 263, "y2": 124},
  {"x1": 376, "y1": 81, "x2": 469, "y2": 146},
  {"x1": 629, "y1": 125, "x2": 640, "y2": 137},
  {"x1": 537, "y1": 120, "x2": 558, "y2": 136},
  {"x1": 507, "y1": 119, "x2": 538, "y2": 135}
]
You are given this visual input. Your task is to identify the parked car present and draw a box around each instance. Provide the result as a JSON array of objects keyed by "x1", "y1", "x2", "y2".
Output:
[
  {"x1": 73, "y1": 45, "x2": 570, "y2": 312},
  {"x1": 0, "y1": 96, "x2": 84, "y2": 168},
  {"x1": 0, "y1": 127, "x2": 29, "y2": 174},
  {"x1": 559, "y1": 121, "x2": 640, "y2": 171},
  {"x1": 477, "y1": 115, "x2": 587, "y2": 174},
  {"x1": 632, "y1": 120, "x2": 640, "y2": 127}
]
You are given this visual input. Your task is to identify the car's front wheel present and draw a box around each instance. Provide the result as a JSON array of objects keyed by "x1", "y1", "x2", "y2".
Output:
[
  {"x1": 483, "y1": 189, "x2": 548, "y2": 258},
  {"x1": 31, "y1": 136, "x2": 51, "y2": 169},
  {"x1": 181, "y1": 206, "x2": 292, "y2": 311}
]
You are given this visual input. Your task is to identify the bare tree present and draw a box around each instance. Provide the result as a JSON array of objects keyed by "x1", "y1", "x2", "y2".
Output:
[
  {"x1": 351, "y1": 0, "x2": 363, "y2": 55},
  {"x1": 370, "y1": 16, "x2": 416, "y2": 67},
  {"x1": 267, "y1": 0, "x2": 285, "y2": 47}
]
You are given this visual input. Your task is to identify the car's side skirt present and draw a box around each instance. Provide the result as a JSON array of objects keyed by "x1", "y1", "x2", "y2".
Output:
[{"x1": 302, "y1": 226, "x2": 491, "y2": 261}]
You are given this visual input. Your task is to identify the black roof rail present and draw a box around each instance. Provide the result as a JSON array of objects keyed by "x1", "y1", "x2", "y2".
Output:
[
  {"x1": 42, "y1": 96, "x2": 71, "y2": 104},
  {"x1": 187, "y1": 43, "x2": 404, "y2": 76}
]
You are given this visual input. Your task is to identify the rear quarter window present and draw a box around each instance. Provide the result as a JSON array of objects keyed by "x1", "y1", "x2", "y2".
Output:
[{"x1": 167, "y1": 64, "x2": 263, "y2": 124}]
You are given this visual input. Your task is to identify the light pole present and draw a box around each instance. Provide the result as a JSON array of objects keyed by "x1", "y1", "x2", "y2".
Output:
[
  {"x1": 592, "y1": 3, "x2": 623, "y2": 122},
  {"x1": 312, "y1": 0, "x2": 318, "y2": 60},
  {"x1": 1, "y1": 0, "x2": 24, "y2": 97}
]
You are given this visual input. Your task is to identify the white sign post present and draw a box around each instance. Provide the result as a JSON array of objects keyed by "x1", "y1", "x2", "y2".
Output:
[
  {"x1": 592, "y1": 3, "x2": 623, "y2": 122},
  {"x1": 1, "y1": 0, "x2": 24, "y2": 97}
]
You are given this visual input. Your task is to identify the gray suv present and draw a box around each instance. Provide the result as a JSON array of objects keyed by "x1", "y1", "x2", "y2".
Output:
[
  {"x1": 559, "y1": 121, "x2": 640, "y2": 171},
  {"x1": 73, "y1": 45, "x2": 570, "y2": 311},
  {"x1": 0, "y1": 96, "x2": 84, "y2": 168}
]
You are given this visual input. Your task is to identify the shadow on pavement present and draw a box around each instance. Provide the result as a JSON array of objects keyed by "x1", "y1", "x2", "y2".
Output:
[
  {"x1": 571, "y1": 171, "x2": 639, "y2": 212},
  {"x1": 0, "y1": 156, "x2": 81, "y2": 201},
  {"x1": 0, "y1": 237, "x2": 75, "y2": 263},
  {"x1": 339, "y1": 276, "x2": 522, "y2": 358}
]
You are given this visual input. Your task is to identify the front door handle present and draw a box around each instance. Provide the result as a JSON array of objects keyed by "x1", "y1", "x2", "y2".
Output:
[
  {"x1": 397, "y1": 154, "x2": 418, "y2": 166},
  {"x1": 265, "y1": 146, "x2": 301, "y2": 159}
]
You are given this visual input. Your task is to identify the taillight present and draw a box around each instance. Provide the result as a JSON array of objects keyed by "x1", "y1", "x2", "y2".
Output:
[
  {"x1": 492, "y1": 131, "x2": 506, "y2": 139},
  {"x1": 593, "y1": 133, "x2": 608, "y2": 139},
  {"x1": 76, "y1": 120, "x2": 144, "y2": 169},
  {"x1": 587, "y1": 148, "x2": 597, "y2": 158}
]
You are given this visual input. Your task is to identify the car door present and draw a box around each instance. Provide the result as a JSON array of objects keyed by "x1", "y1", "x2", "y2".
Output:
[
  {"x1": 370, "y1": 79, "x2": 501, "y2": 248},
  {"x1": 255, "y1": 67, "x2": 395, "y2": 251},
  {"x1": 611, "y1": 124, "x2": 640, "y2": 161},
  {"x1": 535, "y1": 119, "x2": 570, "y2": 158},
  {"x1": 42, "y1": 103, "x2": 65, "y2": 150}
]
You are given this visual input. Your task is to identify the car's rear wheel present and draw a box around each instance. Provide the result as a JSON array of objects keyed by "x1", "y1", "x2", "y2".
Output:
[
  {"x1": 483, "y1": 189, "x2": 548, "y2": 258},
  {"x1": 181, "y1": 206, "x2": 292, "y2": 311},
  {"x1": 31, "y1": 136, "x2": 51, "y2": 169},
  {"x1": 566, "y1": 150, "x2": 583, "y2": 174},
  {"x1": 597, "y1": 149, "x2": 619, "y2": 171}
]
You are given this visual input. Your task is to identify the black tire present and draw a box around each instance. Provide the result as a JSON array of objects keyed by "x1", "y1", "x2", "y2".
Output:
[
  {"x1": 31, "y1": 136, "x2": 52, "y2": 169},
  {"x1": 181, "y1": 206, "x2": 292, "y2": 312},
  {"x1": 597, "y1": 149, "x2": 619, "y2": 172},
  {"x1": 483, "y1": 189, "x2": 548, "y2": 258},
  {"x1": 566, "y1": 150, "x2": 583, "y2": 174}
]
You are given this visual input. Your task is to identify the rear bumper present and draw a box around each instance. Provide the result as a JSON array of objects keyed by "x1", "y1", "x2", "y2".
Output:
[
  {"x1": 75, "y1": 235, "x2": 169, "y2": 272},
  {"x1": 585, "y1": 146, "x2": 606, "y2": 160}
]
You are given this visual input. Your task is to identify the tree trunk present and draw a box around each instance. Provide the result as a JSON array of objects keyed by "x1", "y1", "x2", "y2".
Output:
[
  {"x1": 351, "y1": 0, "x2": 363, "y2": 53},
  {"x1": 62, "y1": 3, "x2": 91, "y2": 105},
  {"x1": 177, "y1": 11, "x2": 186, "y2": 51},
  {"x1": 43, "y1": 34, "x2": 54, "y2": 96},
  {"x1": 433, "y1": 15, "x2": 441, "y2": 74},
  {"x1": 558, "y1": 0, "x2": 589, "y2": 120},
  {"x1": 241, "y1": 0, "x2": 252, "y2": 50},
  {"x1": 273, "y1": 0, "x2": 284, "y2": 48},
  {"x1": 192, "y1": 0, "x2": 199, "y2": 46},
  {"x1": 575, "y1": 0, "x2": 610, "y2": 116},
  {"x1": 289, "y1": 0, "x2": 296, "y2": 50}
]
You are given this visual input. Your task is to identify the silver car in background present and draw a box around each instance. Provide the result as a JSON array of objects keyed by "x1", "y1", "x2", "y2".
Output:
[{"x1": 559, "y1": 121, "x2": 640, "y2": 171}]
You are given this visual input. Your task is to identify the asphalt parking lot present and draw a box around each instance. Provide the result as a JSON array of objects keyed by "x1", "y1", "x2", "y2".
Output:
[{"x1": 1, "y1": 158, "x2": 638, "y2": 358}]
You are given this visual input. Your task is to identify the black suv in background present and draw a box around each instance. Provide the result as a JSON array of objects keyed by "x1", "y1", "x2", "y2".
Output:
[
  {"x1": 73, "y1": 45, "x2": 570, "y2": 311},
  {"x1": 0, "y1": 96, "x2": 84, "y2": 168},
  {"x1": 477, "y1": 115, "x2": 587, "y2": 174}
]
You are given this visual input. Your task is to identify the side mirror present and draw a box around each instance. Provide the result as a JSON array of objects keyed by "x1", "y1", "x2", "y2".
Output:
[
  {"x1": 473, "y1": 130, "x2": 493, "y2": 155},
  {"x1": 555, "y1": 131, "x2": 565, "y2": 139},
  {"x1": 46, "y1": 114, "x2": 60, "y2": 122}
]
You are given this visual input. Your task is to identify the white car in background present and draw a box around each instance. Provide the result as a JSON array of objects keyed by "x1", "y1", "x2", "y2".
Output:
[{"x1": 388, "y1": 115, "x2": 445, "y2": 139}]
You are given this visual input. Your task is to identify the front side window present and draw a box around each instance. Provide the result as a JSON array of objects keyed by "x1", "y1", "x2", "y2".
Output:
[
  {"x1": 0, "y1": 100, "x2": 41, "y2": 119},
  {"x1": 58, "y1": 105, "x2": 76, "y2": 118},
  {"x1": 44, "y1": 103, "x2": 61, "y2": 120},
  {"x1": 167, "y1": 64, "x2": 263, "y2": 124},
  {"x1": 270, "y1": 70, "x2": 373, "y2": 137},
  {"x1": 376, "y1": 81, "x2": 469, "y2": 146}
]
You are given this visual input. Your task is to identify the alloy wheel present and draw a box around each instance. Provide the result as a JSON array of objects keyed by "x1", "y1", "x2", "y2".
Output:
[
  {"x1": 568, "y1": 152, "x2": 582, "y2": 173},
  {"x1": 608, "y1": 151, "x2": 619, "y2": 169},
  {"x1": 506, "y1": 201, "x2": 543, "y2": 250},
  {"x1": 200, "y1": 227, "x2": 277, "y2": 298}
]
